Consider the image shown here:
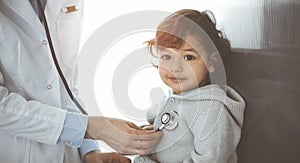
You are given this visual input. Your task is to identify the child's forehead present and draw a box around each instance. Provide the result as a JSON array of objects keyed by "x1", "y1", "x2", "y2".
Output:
[
  {"x1": 157, "y1": 42, "x2": 202, "y2": 53},
  {"x1": 184, "y1": 33, "x2": 204, "y2": 45},
  {"x1": 158, "y1": 36, "x2": 203, "y2": 49}
]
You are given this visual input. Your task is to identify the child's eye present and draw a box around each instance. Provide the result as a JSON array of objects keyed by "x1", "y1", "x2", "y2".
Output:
[
  {"x1": 161, "y1": 55, "x2": 171, "y2": 60},
  {"x1": 184, "y1": 55, "x2": 196, "y2": 61}
]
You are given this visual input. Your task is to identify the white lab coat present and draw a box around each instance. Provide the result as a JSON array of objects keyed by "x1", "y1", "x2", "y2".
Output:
[{"x1": 0, "y1": 0, "x2": 84, "y2": 162}]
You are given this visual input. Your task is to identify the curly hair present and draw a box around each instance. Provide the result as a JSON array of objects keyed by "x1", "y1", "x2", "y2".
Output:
[{"x1": 146, "y1": 9, "x2": 231, "y2": 62}]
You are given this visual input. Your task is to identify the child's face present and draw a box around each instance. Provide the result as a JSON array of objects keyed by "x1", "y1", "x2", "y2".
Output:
[{"x1": 158, "y1": 36, "x2": 212, "y2": 94}]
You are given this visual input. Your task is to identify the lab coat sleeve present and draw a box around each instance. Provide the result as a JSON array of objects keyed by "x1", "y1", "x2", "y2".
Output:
[
  {"x1": 67, "y1": 62, "x2": 101, "y2": 160},
  {"x1": 187, "y1": 104, "x2": 242, "y2": 163},
  {"x1": 70, "y1": 64, "x2": 81, "y2": 103},
  {"x1": 67, "y1": 65, "x2": 101, "y2": 160},
  {"x1": 0, "y1": 69, "x2": 67, "y2": 145}
]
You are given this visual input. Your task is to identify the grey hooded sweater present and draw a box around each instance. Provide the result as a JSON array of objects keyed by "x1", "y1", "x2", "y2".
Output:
[{"x1": 134, "y1": 84, "x2": 245, "y2": 163}]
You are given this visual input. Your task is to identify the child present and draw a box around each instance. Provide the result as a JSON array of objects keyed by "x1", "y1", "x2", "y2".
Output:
[{"x1": 134, "y1": 9, "x2": 245, "y2": 163}]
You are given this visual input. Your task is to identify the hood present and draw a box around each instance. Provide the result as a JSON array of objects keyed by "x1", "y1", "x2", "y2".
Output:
[
  {"x1": 170, "y1": 84, "x2": 245, "y2": 109},
  {"x1": 169, "y1": 84, "x2": 246, "y2": 127}
]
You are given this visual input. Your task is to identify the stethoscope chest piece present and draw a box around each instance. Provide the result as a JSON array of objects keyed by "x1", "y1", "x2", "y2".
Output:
[{"x1": 157, "y1": 110, "x2": 178, "y2": 131}]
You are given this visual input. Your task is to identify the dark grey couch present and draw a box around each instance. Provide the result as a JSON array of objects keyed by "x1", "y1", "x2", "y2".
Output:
[{"x1": 226, "y1": 48, "x2": 300, "y2": 163}]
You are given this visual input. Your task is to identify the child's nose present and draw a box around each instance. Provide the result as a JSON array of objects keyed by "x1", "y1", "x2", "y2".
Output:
[{"x1": 170, "y1": 57, "x2": 183, "y2": 73}]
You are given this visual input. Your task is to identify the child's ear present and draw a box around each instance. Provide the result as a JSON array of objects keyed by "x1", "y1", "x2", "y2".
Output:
[{"x1": 207, "y1": 51, "x2": 218, "y2": 73}]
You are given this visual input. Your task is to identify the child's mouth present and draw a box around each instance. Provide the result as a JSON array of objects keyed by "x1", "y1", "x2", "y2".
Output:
[{"x1": 169, "y1": 77, "x2": 187, "y2": 82}]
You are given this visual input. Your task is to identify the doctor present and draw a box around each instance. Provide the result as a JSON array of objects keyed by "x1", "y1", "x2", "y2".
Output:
[{"x1": 0, "y1": 0, "x2": 162, "y2": 163}]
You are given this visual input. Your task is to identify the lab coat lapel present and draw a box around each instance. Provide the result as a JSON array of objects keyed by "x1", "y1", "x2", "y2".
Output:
[
  {"x1": 44, "y1": 0, "x2": 64, "y2": 30},
  {"x1": 0, "y1": 0, "x2": 45, "y2": 40}
]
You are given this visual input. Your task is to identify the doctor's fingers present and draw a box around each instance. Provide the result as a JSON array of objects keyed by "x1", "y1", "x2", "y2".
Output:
[
  {"x1": 133, "y1": 132, "x2": 163, "y2": 147},
  {"x1": 124, "y1": 144, "x2": 153, "y2": 156},
  {"x1": 132, "y1": 129, "x2": 163, "y2": 139},
  {"x1": 133, "y1": 138, "x2": 161, "y2": 150},
  {"x1": 109, "y1": 141, "x2": 150, "y2": 155},
  {"x1": 115, "y1": 138, "x2": 161, "y2": 155}
]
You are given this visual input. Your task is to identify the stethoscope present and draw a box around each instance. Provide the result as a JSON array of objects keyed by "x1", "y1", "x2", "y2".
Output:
[{"x1": 155, "y1": 110, "x2": 179, "y2": 131}]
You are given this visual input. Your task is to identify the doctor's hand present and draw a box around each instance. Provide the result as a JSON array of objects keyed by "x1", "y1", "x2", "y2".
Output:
[
  {"x1": 85, "y1": 117, "x2": 163, "y2": 155},
  {"x1": 84, "y1": 151, "x2": 131, "y2": 163}
]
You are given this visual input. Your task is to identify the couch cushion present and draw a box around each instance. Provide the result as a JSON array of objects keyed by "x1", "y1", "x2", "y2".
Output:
[{"x1": 226, "y1": 48, "x2": 300, "y2": 163}]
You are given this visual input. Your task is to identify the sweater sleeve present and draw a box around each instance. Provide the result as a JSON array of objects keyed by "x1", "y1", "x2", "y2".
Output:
[{"x1": 188, "y1": 103, "x2": 242, "y2": 163}]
